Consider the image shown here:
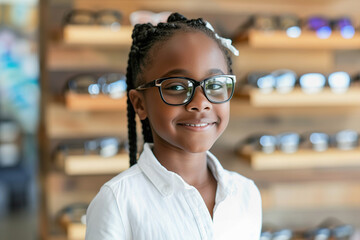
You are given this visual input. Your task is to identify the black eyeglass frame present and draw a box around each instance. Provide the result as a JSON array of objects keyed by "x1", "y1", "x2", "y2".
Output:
[{"x1": 136, "y1": 74, "x2": 236, "y2": 106}]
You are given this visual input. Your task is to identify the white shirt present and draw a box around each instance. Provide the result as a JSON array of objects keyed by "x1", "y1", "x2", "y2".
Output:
[{"x1": 85, "y1": 143, "x2": 262, "y2": 240}]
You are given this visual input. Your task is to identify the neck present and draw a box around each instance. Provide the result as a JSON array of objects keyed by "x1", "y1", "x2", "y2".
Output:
[{"x1": 152, "y1": 144, "x2": 211, "y2": 187}]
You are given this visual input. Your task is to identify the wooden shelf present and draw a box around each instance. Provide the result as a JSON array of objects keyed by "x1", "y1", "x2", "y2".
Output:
[
  {"x1": 46, "y1": 101, "x2": 127, "y2": 139},
  {"x1": 65, "y1": 92, "x2": 126, "y2": 111},
  {"x1": 247, "y1": 29, "x2": 360, "y2": 49},
  {"x1": 67, "y1": 223, "x2": 85, "y2": 240},
  {"x1": 58, "y1": 153, "x2": 129, "y2": 175},
  {"x1": 63, "y1": 25, "x2": 133, "y2": 46},
  {"x1": 247, "y1": 87, "x2": 360, "y2": 107},
  {"x1": 238, "y1": 147, "x2": 360, "y2": 170}
]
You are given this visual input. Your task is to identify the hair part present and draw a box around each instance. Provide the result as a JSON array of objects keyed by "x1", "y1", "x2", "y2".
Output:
[{"x1": 126, "y1": 12, "x2": 234, "y2": 166}]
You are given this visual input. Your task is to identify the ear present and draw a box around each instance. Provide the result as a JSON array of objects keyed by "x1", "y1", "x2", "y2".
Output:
[{"x1": 129, "y1": 89, "x2": 148, "y2": 120}]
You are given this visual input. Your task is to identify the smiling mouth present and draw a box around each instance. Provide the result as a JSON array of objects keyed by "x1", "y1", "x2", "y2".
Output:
[{"x1": 178, "y1": 122, "x2": 216, "y2": 127}]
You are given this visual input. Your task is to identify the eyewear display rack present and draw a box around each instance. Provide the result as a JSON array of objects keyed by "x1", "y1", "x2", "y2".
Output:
[{"x1": 40, "y1": 0, "x2": 360, "y2": 239}]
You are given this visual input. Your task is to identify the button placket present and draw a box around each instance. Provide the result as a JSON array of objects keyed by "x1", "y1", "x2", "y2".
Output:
[{"x1": 184, "y1": 187, "x2": 213, "y2": 239}]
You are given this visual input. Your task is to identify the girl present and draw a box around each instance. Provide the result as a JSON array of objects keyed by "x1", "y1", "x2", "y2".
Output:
[{"x1": 86, "y1": 13, "x2": 262, "y2": 240}]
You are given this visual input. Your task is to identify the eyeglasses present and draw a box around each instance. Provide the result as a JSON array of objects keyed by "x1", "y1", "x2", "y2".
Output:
[
  {"x1": 63, "y1": 9, "x2": 122, "y2": 30},
  {"x1": 55, "y1": 137, "x2": 126, "y2": 159},
  {"x1": 67, "y1": 73, "x2": 127, "y2": 99},
  {"x1": 248, "y1": 69, "x2": 297, "y2": 94},
  {"x1": 300, "y1": 72, "x2": 351, "y2": 94},
  {"x1": 129, "y1": 10, "x2": 171, "y2": 26},
  {"x1": 136, "y1": 75, "x2": 236, "y2": 106},
  {"x1": 254, "y1": 15, "x2": 302, "y2": 38},
  {"x1": 307, "y1": 16, "x2": 355, "y2": 39},
  {"x1": 248, "y1": 70, "x2": 352, "y2": 94}
]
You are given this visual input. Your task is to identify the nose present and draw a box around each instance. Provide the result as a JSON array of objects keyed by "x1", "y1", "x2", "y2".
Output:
[{"x1": 185, "y1": 86, "x2": 212, "y2": 112}]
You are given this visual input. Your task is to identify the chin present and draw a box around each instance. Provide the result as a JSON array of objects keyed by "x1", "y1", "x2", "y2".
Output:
[{"x1": 180, "y1": 141, "x2": 215, "y2": 154}]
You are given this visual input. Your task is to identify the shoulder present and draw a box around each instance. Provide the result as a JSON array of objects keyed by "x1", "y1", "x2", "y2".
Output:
[{"x1": 101, "y1": 164, "x2": 145, "y2": 196}]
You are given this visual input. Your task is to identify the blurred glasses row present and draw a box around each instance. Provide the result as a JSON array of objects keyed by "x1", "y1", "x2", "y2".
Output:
[
  {"x1": 54, "y1": 137, "x2": 128, "y2": 160},
  {"x1": 237, "y1": 130, "x2": 359, "y2": 154},
  {"x1": 63, "y1": 9, "x2": 358, "y2": 40},
  {"x1": 63, "y1": 9, "x2": 171, "y2": 29},
  {"x1": 66, "y1": 72, "x2": 127, "y2": 99},
  {"x1": 261, "y1": 219, "x2": 354, "y2": 240},
  {"x1": 247, "y1": 70, "x2": 359, "y2": 94},
  {"x1": 250, "y1": 15, "x2": 357, "y2": 39}
]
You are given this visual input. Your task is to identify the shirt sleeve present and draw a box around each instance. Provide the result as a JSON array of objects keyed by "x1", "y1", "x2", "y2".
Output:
[{"x1": 85, "y1": 185, "x2": 126, "y2": 240}]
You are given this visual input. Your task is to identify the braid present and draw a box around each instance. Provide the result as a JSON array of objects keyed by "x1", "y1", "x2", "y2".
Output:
[
  {"x1": 126, "y1": 47, "x2": 138, "y2": 166},
  {"x1": 126, "y1": 12, "x2": 234, "y2": 165}
]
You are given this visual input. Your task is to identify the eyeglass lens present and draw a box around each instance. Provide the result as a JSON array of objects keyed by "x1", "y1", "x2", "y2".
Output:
[{"x1": 159, "y1": 76, "x2": 234, "y2": 105}]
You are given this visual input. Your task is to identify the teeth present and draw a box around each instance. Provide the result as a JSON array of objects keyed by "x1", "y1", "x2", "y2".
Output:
[{"x1": 184, "y1": 123, "x2": 209, "y2": 127}]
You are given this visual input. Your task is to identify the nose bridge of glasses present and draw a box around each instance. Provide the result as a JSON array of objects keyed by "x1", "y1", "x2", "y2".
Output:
[{"x1": 185, "y1": 80, "x2": 210, "y2": 107}]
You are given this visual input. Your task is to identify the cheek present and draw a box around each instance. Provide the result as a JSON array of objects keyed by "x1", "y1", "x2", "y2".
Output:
[
  {"x1": 144, "y1": 91, "x2": 177, "y2": 126},
  {"x1": 217, "y1": 104, "x2": 230, "y2": 130}
]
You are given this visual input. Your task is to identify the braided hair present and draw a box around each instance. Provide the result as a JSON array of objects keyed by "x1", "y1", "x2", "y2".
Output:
[{"x1": 126, "y1": 12, "x2": 234, "y2": 166}]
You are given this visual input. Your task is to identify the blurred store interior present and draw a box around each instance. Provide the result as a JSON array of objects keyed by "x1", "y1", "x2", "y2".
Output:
[{"x1": 1, "y1": 0, "x2": 360, "y2": 239}]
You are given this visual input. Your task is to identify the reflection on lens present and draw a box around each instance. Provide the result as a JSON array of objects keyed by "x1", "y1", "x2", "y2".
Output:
[
  {"x1": 99, "y1": 138, "x2": 119, "y2": 157},
  {"x1": 300, "y1": 73, "x2": 326, "y2": 94},
  {"x1": 286, "y1": 26, "x2": 301, "y2": 38},
  {"x1": 308, "y1": 17, "x2": 332, "y2": 39},
  {"x1": 333, "y1": 225, "x2": 354, "y2": 239},
  {"x1": 272, "y1": 229, "x2": 292, "y2": 240},
  {"x1": 316, "y1": 26, "x2": 332, "y2": 39},
  {"x1": 88, "y1": 84, "x2": 100, "y2": 95},
  {"x1": 273, "y1": 69, "x2": 297, "y2": 94},
  {"x1": 313, "y1": 228, "x2": 331, "y2": 240},
  {"x1": 328, "y1": 71, "x2": 351, "y2": 94},
  {"x1": 336, "y1": 18, "x2": 355, "y2": 39},
  {"x1": 260, "y1": 231, "x2": 272, "y2": 240},
  {"x1": 259, "y1": 135, "x2": 276, "y2": 153},
  {"x1": 335, "y1": 130, "x2": 358, "y2": 150},
  {"x1": 310, "y1": 132, "x2": 329, "y2": 152},
  {"x1": 340, "y1": 25, "x2": 355, "y2": 39},
  {"x1": 257, "y1": 74, "x2": 275, "y2": 94},
  {"x1": 278, "y1": 133, "x2": 300, "y2": 153}
]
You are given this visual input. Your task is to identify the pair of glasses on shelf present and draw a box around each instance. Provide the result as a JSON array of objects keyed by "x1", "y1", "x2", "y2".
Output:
[
  {"x1": 307, "y1": 16, "x2": 355, "y2": 39},
  {"x1": 260, "y1": 229, "x2": 293, "y2": 240},
  {"x1": 56, "y1": 203, "x2": 88, "y2": 229},
  {"x1": 129, "y1": 10, "x2": 171, "y2": 26},
  {"x1": 63, "y1": 9, "x2": 122, "y2": 30},
  {"x1": 238, "y1": 129, "x2": 359, "y2": 155},
  {"x1": 55, "y1": 137, "x2": 127, "y2": 159},
  {"x1": 66, "y1": 73, "x2": 127, "y2": 99},
  {"x1": 237, "y1": 132, "x2": 301, "y2": 154},
  {"x1": 248, "y1": 70, "x2": 352, "y2": 94},
  {"x1": 253, "y1": 15, "x2": 302, "y2": 38},
  {"x1": 306, "y1": 218, "x2": 354, "y2": 240},
  {"x1": 251, "y1": 15, "x2": 356, "y2": 39}
]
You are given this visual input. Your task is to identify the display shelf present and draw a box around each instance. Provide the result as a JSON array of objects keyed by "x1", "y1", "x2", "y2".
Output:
[
  {"x1": 57, "y1": 152, "x2": 129, "y2": 175},
  {"x1": 211, "y1": 143, "x2": 360, "y2": 183},
  {"x1": 245, "y1": 87, "x2": 360, "y2": 107},
  {"x1": 46, "y1": 101, "x2": 127, "y2": 139},
  {"x1": 247, "y1": 29, "x2": 360, "y2": 49},
  {"x1": 63, "y1": 25, "x2": 133, "y2": 46},
  {"x1": 65, "y1": 92, "x2": 126, "y2": 111},
  {"x1": 238, "y1": 147, "x2": 360, "y2": 170},
  {"x1": 66, "y1": 223, "x2": 85, "y2": 240}
]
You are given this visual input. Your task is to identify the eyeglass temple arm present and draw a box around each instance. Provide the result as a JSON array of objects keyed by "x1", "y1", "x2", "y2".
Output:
[{"x1": 136, "y1": 81, "x2": 157, "y2": 90}]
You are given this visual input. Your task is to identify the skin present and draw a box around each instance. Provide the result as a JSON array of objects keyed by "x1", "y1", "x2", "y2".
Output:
[{"x1": 129, "y1": 31, "x2": 230, "y2": 218}]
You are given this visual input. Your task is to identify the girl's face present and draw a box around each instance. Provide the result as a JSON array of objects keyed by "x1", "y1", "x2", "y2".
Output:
[{"x1": 131, "y1": 31, "x2": 230, "y2": 154}]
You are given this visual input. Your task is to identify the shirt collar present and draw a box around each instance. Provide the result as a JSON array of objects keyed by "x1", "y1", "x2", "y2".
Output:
[{"x1": 137, "y1": 143, "x2": 233, "y2": 198}]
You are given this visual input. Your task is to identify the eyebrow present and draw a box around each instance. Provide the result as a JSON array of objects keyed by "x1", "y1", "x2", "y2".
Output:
[{"x1": 160, "y1": 68, "x2": 225, "y2": 78}]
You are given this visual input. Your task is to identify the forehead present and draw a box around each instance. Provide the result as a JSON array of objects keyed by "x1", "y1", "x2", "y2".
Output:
[{"x1": 143, "y1": 31, "x2": 228, "y2": 81}]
